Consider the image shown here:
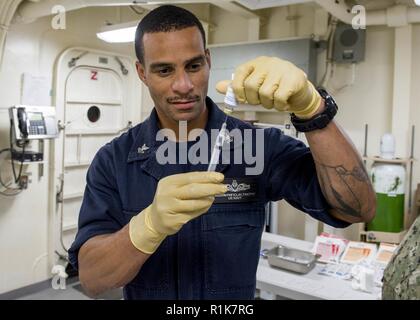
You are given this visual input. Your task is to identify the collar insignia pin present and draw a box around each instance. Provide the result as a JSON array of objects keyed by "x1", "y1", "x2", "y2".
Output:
[{"x1": 138, "y1": 144, "x2": 150, "y2": 154}]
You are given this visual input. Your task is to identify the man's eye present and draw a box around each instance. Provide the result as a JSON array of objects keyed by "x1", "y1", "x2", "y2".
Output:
[
  {"x1": 188, "y1": 63, "x2": 202, "y2": 71},
  {"x1": 158, "y1": 68, "x2": 172, "y2": 76}
]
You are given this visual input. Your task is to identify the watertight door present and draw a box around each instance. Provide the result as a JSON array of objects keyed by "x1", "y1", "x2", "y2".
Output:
[{"x1": 60, "y1": 66, "x2": 125, "y2": 250}]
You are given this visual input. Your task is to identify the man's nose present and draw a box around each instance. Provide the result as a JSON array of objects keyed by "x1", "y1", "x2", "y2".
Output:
[{"x1": 171, "y1": 71, "x2": 194, "y2": 94}]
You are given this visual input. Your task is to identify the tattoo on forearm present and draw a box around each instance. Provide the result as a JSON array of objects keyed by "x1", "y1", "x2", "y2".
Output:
[
  {"x1": 315, "y1": 159, "x2": 374, "y2": 218},
  {"x1": 336, "y1": 166, "x2": 368, "y2": 182}
]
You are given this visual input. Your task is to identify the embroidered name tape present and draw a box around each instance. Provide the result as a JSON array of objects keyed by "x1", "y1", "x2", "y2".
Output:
[{"x1": 214, "y1": 178, "x2": 258, "y2": 203}]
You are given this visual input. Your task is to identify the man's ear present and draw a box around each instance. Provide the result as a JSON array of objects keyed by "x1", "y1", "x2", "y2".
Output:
[
  {"x1": 205, "y1": 48, "x2": 211, "y2": 69},
  {"x1": 136, "y1": 61, "x2": 148, "y2": 86}
]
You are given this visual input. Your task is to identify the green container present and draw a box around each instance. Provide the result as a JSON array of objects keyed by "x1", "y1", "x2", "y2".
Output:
[
  {"x1": 368, "y1": 163, "x2": 405, "y2": 233},
  {"x1": 368, "y1": 193, "x2": 404, "y2": 232}
]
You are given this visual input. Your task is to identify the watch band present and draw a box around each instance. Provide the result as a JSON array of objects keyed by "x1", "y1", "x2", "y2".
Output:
[{"x1": 290, "y1": 88, "x2": 338, "y2": 133}]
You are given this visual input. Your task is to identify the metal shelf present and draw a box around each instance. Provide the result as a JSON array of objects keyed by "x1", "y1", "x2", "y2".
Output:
[
  {"x1": 360, "y1": 229, "x2": 407, "y2": 244},
  {"x1": 360, "y1": 124, "x2": 416, "y2": 244},
  {"x1": 234, "y1": 105, "x2": 277, "y2": 113},
  {"x1": 215, "y1": 103, "x2": 277, "y2": 113},
  {"x1": 363, "y1": 156, "x2": 415, "y2": 165}
]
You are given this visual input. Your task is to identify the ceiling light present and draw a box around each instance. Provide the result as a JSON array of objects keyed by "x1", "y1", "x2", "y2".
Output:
[{"x1": 96, "y1": 21, "x2": 138, "y2": 43}]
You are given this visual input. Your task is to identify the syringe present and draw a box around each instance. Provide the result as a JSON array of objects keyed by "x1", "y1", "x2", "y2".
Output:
[
  {"x1": 207, "y1": 121, "x2": 228, "y2": 172},
  {"x1": 207, "y1": 75, "x2": 237, "y2": 172}
]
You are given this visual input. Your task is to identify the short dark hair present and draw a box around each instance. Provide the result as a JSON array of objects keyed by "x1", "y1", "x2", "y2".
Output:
[{"x1": 134, "y1": 5, "x2": 206, "y2": 64}]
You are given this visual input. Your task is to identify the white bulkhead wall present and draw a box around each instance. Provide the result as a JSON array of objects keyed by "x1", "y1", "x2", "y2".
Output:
[
  {"x1": 0, "y1": 6, "x2": 144, "y2": 294},
  {"x1": 0, "y1": 3, "x2": 419, "y2": 294}
]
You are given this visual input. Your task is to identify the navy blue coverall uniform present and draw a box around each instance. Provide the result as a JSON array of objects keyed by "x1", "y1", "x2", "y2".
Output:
[{"x1": 69, "y1": 97, "x2": 350, "y2": 299}]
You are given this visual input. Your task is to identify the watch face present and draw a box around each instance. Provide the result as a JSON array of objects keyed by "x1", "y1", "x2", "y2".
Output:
[{"x1": 318, "y1": 89, "x2": 336, "y2": 105}]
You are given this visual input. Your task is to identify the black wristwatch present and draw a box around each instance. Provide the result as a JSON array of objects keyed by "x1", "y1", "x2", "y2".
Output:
[{"x1": 290, "y1": 88, "x2": 338, "y2": 133}]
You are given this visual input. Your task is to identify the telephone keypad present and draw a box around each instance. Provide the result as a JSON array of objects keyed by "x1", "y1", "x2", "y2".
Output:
[{"x1": 29, "y1": 121, "x2": 46, "y2": 135}]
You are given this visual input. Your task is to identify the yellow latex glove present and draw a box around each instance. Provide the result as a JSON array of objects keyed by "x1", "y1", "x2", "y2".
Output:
[
  {"x1": 216, "y1": 56, "x2": 322, "y2": 119},
  {"x1": 129, "y1": 172, "x2": 227, "y2": 254}
]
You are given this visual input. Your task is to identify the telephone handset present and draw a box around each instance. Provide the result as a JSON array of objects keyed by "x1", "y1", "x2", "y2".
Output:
[
  {"x1": 17, "y1": 107, "x2": 29, "y2": 138},
  {"x1": 9, "y1": 106, "x2": 58, "y2": 141}
]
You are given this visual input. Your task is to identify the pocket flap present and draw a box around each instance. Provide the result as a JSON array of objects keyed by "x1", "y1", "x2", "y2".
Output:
[{"x1": 202, "y1": 205, "x2": 265, "y2": 230}]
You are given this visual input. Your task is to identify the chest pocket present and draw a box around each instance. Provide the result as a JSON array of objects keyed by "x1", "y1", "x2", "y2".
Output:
[
  {"x1": 123, "y1": 208, "x2": 170, "y2": 291},
  {"x1": 201, "y1": 203, "x2": 266, "y2": 293}
]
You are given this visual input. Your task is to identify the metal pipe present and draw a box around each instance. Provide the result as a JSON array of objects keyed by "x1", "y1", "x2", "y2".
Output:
[
  {"x1": 315, "y1": 0, "x2": 353, "y2": 25},
  {"x1": 14, "y1": 0, "x2": 420, "y2": 27},
  {"x1": 13, "y1": 0, "x2": 143, "y2": 24},
  {"x1": 13, "y1": 0, "x2": 212, "y2": 24},
  {"x1": 409, "y1": 125, "x2": 415, "y2": 210},
  {"x1": 363, "y1": 124, "x2": 368, "y2": 166},
  {"x1": 0, "y1": 0, "x2": 23, "y2": 69}
]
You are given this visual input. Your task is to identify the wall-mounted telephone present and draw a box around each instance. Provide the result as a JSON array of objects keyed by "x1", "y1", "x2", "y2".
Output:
[{"x1": 9, "y1": 105, "x2": 58, "y2": 141}]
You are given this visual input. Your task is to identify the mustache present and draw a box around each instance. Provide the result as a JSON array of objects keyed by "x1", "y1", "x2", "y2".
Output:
[{"x1": 167, "y1": 96, "x2": 200, "y2": 103}]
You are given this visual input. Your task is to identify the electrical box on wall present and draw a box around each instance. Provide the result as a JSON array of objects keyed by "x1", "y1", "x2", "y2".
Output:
[{"x1": 333, "y1": 23, "x2": 366, "y2": 63}]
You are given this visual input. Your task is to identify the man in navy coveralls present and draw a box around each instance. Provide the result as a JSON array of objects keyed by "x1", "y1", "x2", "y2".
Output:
[{"x1": 69, "y1": 5, "x2": 376, "y2": 299}]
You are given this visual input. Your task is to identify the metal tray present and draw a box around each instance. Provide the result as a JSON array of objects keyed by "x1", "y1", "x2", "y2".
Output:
[{"x1": 261, "y1": 245, "x2": 320, "y2": 274}]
